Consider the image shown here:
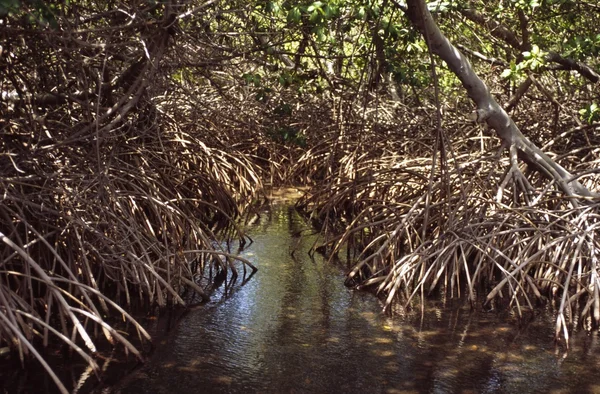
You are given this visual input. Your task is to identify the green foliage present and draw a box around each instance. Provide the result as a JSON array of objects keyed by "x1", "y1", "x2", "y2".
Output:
[
  {"x1": 392, "y1": 63, "x2": 430, "y2": 87},
  {"x1": 378, "y1": 17, "x2": 404, "y2": 40},
  {"x1": 246, "y1": 0, "x2": 599, "y2": 102},
  {"x1": 500, "y1": 62, "x2": 521, "y2": 82},
  {"x1": 243, "y1": 73, "x2": 263, "y2": 87},
  {"x1": 255, "y1": 87, "x2": 272, "y2": 103},
  {"x1": 285, "y1": 1, "x2": 340, "y2": 25},
  {"x1": 263, "y1": 0, "x2": 281, "y2": 13},
  {"x1": 0, "y1": 0, "x2": 19, "y2": 16},
  {"x1": 265, "y1": 101, "x2": 306, "y2": 146},
  {"x1": 427, "y1": 1, "x2": 455, "y2": 13},
  {"x1": 564, "y1": 34, "x2": 600, "y2": 60},
  {"x1": 521, "y1": 45, "x2": 547, "y2": 70},
  {"x1": 501, "y1": 45, "x2": 547, "y2": 81},
  {"x1": 287, "y1": 5, "x2": 301, "y2": 22},
  {"x1": 273, "y1": 102, "x2": 293, "y2": 116},
  {"x1": 0, "y1": 0, "x2": 59, "y2": 28},
  {"x1": 277, "y1": 71, "x2": 295, "y2": 87},
  {"x1": 266, "y1": 125, "x2": 306, "y2": 146},
  {"x1": 243, "y1": 72, "x2": 274, "y2": 103},
  {"x1": 511, "y1": 0, "x2": 541, "y2": 11},
  {"x1": 580, "y1": 103, "x2": 600, "y2": 124}
]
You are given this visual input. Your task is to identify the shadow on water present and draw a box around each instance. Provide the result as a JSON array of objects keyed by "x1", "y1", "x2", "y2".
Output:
[
  {"x1": 104, "y1": 204, "x2": 600, "y2": 394},
  {"x1": 3, "y1": 202, "x2": 600, "y2": 393}
]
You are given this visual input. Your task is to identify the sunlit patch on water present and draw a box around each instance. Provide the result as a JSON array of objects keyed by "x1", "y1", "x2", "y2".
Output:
[
  {"x1": 98, "y1": 204, "x2": 600, "y2": 394},
  {"x1": 213, "y1": 375, "x2": 234, "y2": 385}
]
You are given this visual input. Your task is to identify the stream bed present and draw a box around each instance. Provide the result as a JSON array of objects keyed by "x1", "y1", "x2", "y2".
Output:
[{"x1": 109, "y1": 203, "x2": 600, "y2": 394}]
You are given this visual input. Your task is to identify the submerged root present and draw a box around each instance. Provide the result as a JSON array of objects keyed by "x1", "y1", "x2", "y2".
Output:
[
  {"x1": 0, "y1": 94, "x2": 262, "y2": 392},
  {"x1": 297, "y1": 100, "x2": 600, "y2": 345}
]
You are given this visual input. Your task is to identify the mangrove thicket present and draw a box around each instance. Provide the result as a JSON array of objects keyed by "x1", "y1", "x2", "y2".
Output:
[{"x1": 1, "y1": 0, "x2": 599, "y2": 391}]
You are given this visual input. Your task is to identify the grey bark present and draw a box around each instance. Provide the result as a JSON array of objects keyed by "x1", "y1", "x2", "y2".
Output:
[{"x1": 404, "y1": 0, "x2": 597, "y2": 200}]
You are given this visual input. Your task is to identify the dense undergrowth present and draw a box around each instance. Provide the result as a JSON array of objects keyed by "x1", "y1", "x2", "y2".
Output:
[
  {"x1": 1, "y1": 0, "x2": 600, "y2": 392},
  {"x1": 296, "y1": 86, "x2": 600, "y2": 343}
]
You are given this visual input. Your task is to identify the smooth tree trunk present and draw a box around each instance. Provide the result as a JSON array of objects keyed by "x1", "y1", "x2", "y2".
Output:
[{"x1": 404, "y1": 0, "x2": 597, "y2": 201}]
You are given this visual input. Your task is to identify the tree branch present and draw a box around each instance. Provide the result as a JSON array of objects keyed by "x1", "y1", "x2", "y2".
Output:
[
  {"x1": 403, "y1": 0, "x2": 598, "y2": 201},
  {"x1": 545, "y1": 51, "x2": 600, "y2": 84},
  {"x1": 459, "y1": 8, "x2": 523, "y2": 50},
  {"x1": 459, "y1": 7, "x2": 599, "y2": 83}
]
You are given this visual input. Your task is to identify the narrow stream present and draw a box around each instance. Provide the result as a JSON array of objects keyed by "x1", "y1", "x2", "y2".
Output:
[{"x1": 111, "y1": 204, "x2": 600, "y2": 394}]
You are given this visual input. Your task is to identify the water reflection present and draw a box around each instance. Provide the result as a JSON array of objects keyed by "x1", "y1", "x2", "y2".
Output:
[{"x1": 112, "y1": 205, "x2": 600, "y2": 394}]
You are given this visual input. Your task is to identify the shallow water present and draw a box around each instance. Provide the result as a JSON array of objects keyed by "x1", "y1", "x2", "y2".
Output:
[{"x1": 109, "y1": 204, "x2": 600, "y2": 394}]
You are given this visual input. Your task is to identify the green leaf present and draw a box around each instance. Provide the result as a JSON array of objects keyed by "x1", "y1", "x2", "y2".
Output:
[
  {"x1": 0, "y1": 0, "x2": 20, "y2": 16},
  {"x1": 287, "y1": 7, "x2": 301, "y2": 23},
  {"x1": 370, "y1": 4, "x2": 380, "y2": 16},
  {"x1": 265, "y1": 1, "x2": 280, "y2": 13},
  {"x1": 427, "y1": 1, "x2": 450, "y2": 12},
  {"x1": 309, "y1": 10, "x2": 321, "y2": 24},
  {"x1": 500, "y1": 69, "x2": 513, "y2": 79},
  {"x1": 324, "y1": 4, "x2": 339, "y2": 18},
  {"x1": 356, "y1": 6, "x2": 365, "y2": 20},
  {"x1": 579, "y1": 102, "x2": 600, "y2": 124},
  {"x1": 316, "y1": 27, "x2": 325, "y2": 41}
]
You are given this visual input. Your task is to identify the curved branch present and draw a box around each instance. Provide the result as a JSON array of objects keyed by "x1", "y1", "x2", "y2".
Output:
[
  {"x1": 546, "y1": 51, "x2": 600, "y2": 84},
  {"x1": 403, "y1": 0, "x2": 598, "y2": 201},
  {"x1": 459, "y1": 8, "x2": 523, "y2": 50},
  {"x1": 459, "y1": 7, "x2": 599, "y2": 83}
]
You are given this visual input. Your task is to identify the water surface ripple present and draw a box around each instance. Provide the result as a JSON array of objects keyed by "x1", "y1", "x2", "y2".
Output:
[{"x1": 115, "y1": 205, "x2": 600, "y2": 394}]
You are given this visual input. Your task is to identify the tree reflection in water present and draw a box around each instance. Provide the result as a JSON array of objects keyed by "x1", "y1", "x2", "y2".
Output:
[{"x1": 113, "y1": 204, "x2": 600, "y2": 394}]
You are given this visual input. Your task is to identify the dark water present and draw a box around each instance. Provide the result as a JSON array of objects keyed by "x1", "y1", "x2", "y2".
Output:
[{"x1": 106, "y1": 204, "x2": 600, "y2": 394}]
